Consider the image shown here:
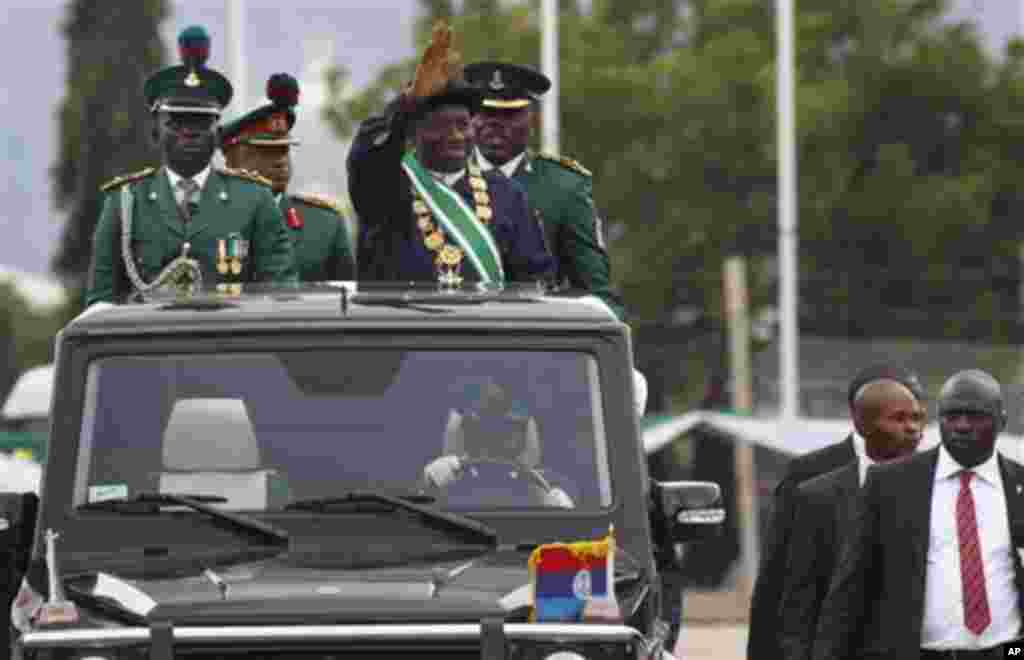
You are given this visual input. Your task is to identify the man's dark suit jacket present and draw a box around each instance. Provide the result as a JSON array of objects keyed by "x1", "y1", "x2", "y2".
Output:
[
  {"x1": 747, "y1": 436, "x2": 856, "y2": 660},
  {"x1": 346, "y1": 100, "x2": 554, "y2": 284},
  {"x1": 812, "y1": 447, "x2": 1024, "y2": 660},
  {"x1": 778, "y1": 461, "x2": 860, "y2": 660}
]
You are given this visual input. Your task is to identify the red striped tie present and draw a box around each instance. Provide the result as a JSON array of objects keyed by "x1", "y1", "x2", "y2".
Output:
[{"x1": 956, "y1": 470, "x2": 991, "y2": 635}]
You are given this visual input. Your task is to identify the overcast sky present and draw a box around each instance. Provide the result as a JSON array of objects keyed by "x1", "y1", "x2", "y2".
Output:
[
  {"x1": 1, "y1": 1, "x2": 420, "y2": 279},
  {"x1": 0, "y1": 1, "x2": 1019, "y2": 279}
]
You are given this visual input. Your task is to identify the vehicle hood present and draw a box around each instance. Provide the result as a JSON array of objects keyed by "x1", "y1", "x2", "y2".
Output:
[{"x1": 72, "y1": 549, "x2": 542, "y2": 626}]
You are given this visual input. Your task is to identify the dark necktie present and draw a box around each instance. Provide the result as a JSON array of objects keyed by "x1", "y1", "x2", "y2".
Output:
[
  {"x1": 957, "y1": 470, "x2": 991, "y2": 634},
  {"x1": 177, "y1": 178, "x2": 199, "y2": 223}
]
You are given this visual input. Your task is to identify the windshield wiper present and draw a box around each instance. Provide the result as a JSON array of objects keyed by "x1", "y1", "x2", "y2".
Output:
[
  {"x1": 78, "y1": 492, "x2": 289, "y2": 546},
  {"x1": 285, "y1": 491, "x2": 497, "y2": 546}
]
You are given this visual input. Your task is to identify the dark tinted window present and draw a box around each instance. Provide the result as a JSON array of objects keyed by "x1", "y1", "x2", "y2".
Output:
[{"x1": 74, "y1": 350, "x2": 611, "y2": 511}]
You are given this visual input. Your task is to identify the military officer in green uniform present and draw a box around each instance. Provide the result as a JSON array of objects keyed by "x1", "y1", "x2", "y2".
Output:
[
  {"x1": 463, "y1": 61, "x2": 625, "y2": 320},
  {"x1": 220, "y1": 73, "x2": 355, "y2": 282},
  {"x1": 85, "y1": 26, "x2": 297, "y2": 306}
]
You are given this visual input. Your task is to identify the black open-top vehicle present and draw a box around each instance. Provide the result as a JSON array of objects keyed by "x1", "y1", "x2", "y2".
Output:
[{"x1": 3, "y1": 283, "x2": 723, "y2": 660}]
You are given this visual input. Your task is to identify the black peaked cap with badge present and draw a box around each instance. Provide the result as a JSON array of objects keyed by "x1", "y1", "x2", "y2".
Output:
[
  {"x1": 464, "y1": 62, "x2": 551, "y2": 109},
  {"x1": 410, "y1": 79, "x2": 483, "y2": 120},
  {"x1": 144, "y1": 25, "x2": 233, "y2": 115}
]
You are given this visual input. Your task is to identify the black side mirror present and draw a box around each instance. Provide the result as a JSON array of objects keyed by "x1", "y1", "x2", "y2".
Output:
[
  {"x1": 0, "y1": 492, "x2": 39, "y2": 653},
  {"x1": 651, "y1": 480, "x2": 725, "y2": 545},
  {"x1": 0, "y1": 492, "x2": 39, "y2": 576}
]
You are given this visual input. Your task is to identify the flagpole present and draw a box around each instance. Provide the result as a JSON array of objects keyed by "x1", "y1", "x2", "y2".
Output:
[
  {"x1": 777, "y1": 0, "x2": 799, "y2": 421},
  {"x1": 225, "y1": 0, "x2": 247, "y2": 119},
  {"x1": 540, "y1": 0, "x2": 560, "y2": 154}
]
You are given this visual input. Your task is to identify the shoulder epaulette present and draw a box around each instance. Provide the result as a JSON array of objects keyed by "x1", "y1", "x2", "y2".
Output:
[
  {"x1": 218, "y1": 167, "x2": 274, "y2": 187},
  {"x1": 535, "y1": 152, "x2": 592, "y2": 177},
  {"x1": 99, "y1": 167, "x2": 156, "y2": 193},
  {"x1": 290, "y1": 192, "x2": 343, "y2": 214}
]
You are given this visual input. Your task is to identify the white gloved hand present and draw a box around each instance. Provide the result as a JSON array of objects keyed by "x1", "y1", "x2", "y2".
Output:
[
  {"x1": 632, "y1": 368, "x2": 648, "y2": 417},
  {"x1": 545, "y1": 487, "x2": 575, "y2": 509},
  {"x1": 423, "y1": 455, "x2": 462, "y2": 488}
]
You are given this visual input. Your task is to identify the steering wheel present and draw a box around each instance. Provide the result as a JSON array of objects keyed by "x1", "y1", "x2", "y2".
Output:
[{"x1": 427, "y1": 457, "x2": 556, "y2": 507}]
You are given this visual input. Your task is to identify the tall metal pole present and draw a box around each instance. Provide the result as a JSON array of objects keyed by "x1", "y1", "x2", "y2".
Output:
[
  {"x1": 540, "y1": 0, "x2": 560, "y2": 154},
  {"x1": 724, "y1": 257, "x2": 759, "y2": 604},
  {"x1": 225, "y1": 0, "x2": 247, "y2": 119},
  {"x1": 777, "y1": 0, "x2": 799, "y2": 420}
]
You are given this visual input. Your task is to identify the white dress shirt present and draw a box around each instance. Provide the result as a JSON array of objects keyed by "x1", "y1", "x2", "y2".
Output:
[
  {"x1": 427, "y1": 168, "x2": 466, "y2": 188},
  {"x1": 851, "y1": 430, "x2": 877, "y2": 487},
  {"x1": 474, "y1": 147, "x2": 528, "y2": 178},
  {"x1": 165, "y1": 165, "x2": 211, "y2": 207},
  {"x1": 920, "y1": 445, "x2": 1021, "y2": 649}
]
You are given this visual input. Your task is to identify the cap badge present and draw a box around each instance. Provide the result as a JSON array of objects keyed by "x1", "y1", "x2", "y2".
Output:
[
  {"x1": 489, "y1": 70, "x2": 505, "y2": 91},
  {"x1": 184, "y1": 71, "x2": 201, "y2": 88}
]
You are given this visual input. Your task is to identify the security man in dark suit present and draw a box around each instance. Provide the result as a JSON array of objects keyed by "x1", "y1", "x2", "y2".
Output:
[
  {"x1": 85, "y1": 25, "x2": 296, "y2": 306},
  {"x1": 746, "y1": 364, "x2": 926, "y2": 660},
  {"x1": 346, "y1": 23, "x2": 554, "y2": 286},
  {"x1": 221, "y1": 73, "x2": 355, "y2": 282},
  {"x1": 463, "y1": 61, "x2": 625, "y2": 320},
  {"x1": 778, "y1": 379, "x2": 926, "y2": 660},
  {"x1": 813, "y1": 369, "x2": 1024, "y2": 660}
]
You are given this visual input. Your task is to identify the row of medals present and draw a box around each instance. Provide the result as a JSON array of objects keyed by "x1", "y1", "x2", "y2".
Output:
[
  {"x1": 414, "y1": 161, "x2": 493, "y2": 284},
  {"x1": 215, "y1": 234, "x2": 248, "y2": 295}
]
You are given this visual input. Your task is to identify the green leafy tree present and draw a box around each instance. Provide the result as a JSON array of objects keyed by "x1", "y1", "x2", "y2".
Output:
[
  {"x1": 0, "y1": 281, "x2": 79, "y2": 404},
  {"x1": 51, "y1": 0, "x2": 170, "y2": 289},
  {"x1": 323, "y1": 0, "x2": 1024, "y2": 346}
]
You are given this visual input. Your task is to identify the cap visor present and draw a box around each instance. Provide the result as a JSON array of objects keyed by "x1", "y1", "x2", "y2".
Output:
[
  {"x1": 482, "y1": 98, "x2": 532, "y2": 109},
  {"x1": 244, "y1": 137, "x2": 300, "y2": 146},
  {"x1": 153, "y1": 103, "x2": 222, "y2": 115}
]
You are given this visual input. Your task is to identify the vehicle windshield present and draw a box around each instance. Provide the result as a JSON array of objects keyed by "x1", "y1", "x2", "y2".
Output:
[{"x1": 75, "y1": 349, "x2": 612, "y2": 513}]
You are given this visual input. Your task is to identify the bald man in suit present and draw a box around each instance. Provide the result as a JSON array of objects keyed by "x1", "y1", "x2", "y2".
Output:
[
  {"x1": 778, "y1": 379, "x2": 926, "y2": 660},
  {"x1": 747, "y1": 364, "x2": 925, "y2": 660}
]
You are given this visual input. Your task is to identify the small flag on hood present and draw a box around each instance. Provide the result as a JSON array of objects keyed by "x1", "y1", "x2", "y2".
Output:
[{"x1": 528, "y1": 526, "x2": 621, "y2": 623}]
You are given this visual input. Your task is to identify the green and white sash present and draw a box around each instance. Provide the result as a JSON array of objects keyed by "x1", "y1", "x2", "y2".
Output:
[{"x1": 401, "y1": 153, "x2": 504, "y2": 284}]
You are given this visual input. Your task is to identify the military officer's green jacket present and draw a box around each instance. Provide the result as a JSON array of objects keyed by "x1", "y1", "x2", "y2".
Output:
[
  {"x1": 278, "y1": 192, "x2": 356, "y2": 281},
  {"x1": 85, "y1": 166, "x2": 298, "y2": 306},
  {"x1": 483, "y1": 150, "x2": 625, "y2": 321}
]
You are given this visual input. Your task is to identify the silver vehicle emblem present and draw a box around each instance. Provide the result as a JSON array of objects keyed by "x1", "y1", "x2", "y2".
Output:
[{"x1": 489, "y1": 70, "x2": 505, "y2": 91}]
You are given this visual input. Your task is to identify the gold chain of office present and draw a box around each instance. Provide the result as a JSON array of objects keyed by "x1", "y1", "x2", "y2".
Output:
[{"x1": 413, "y1": 161, "x2": 493, "y2": 275}]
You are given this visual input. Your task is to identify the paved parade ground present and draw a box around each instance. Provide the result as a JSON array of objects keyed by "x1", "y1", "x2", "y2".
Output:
[
  {"x1": 670, "y1": 587, "x2": 750, "y2": 659},
  {"x1": 673, "y1": 623, "x2": 748, "y2": 659}
]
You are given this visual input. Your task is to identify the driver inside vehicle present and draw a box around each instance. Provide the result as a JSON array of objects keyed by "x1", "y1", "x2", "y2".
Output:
[{"x1": 422, "y1": 379, "x2": 575, "y2": 508}]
